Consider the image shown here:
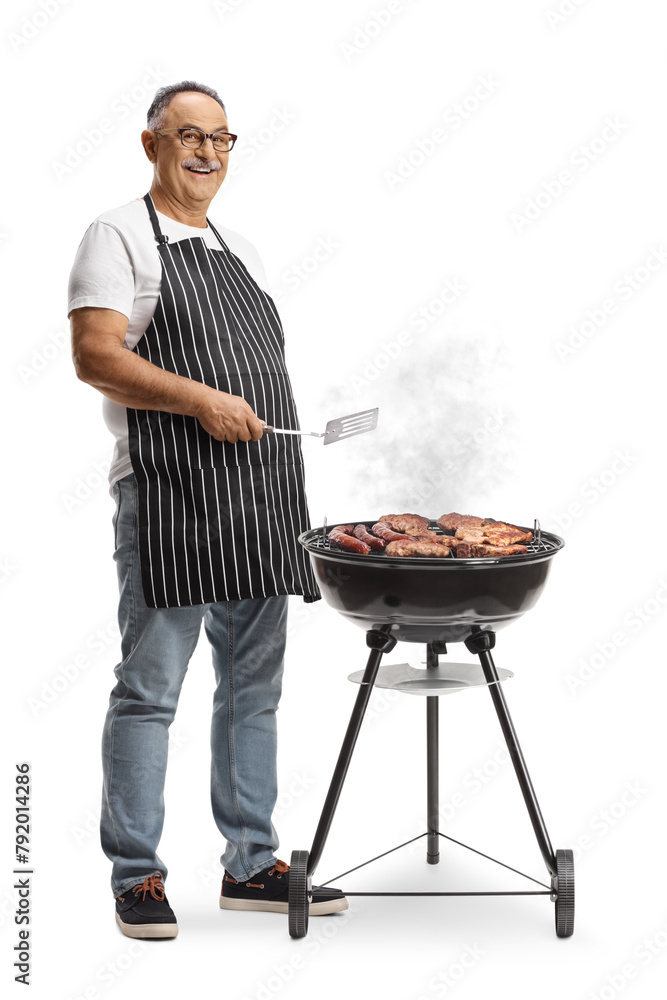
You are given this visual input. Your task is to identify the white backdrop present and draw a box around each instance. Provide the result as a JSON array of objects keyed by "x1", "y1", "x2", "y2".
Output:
[{"x1": 3, "y1": 1, "x2": 666, "y2": 998}]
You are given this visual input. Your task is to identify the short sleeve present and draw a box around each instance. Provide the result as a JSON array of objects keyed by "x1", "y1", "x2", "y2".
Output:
[
  {"x1": 215, "y1": 223, "x2": 271, "y2": 294},
  {"x1": 67, "y1": 221, "x2": 136, "y2": 320},
  {"x1": 254, "y1": 255, "x2": 271, "y2": 294},
  {"x1": 241, "y1": 242, "x2": 270, "y2": 292}
]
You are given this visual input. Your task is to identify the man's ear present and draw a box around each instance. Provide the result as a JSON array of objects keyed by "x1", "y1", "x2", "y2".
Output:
[{"x1": 141, "y1": 130, "x2": 158, "y2": 163}]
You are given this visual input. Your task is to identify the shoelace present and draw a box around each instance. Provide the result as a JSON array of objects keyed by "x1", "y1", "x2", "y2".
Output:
[
  {"x1": 269, "y1": 860, "x2": 290, "y2": 878},
  {"x1": 226, "y1": 859, "x2": 291, "y2": 887},
  {"x1": 132, "y1": 872, "x2": 165, "y2": 902}
]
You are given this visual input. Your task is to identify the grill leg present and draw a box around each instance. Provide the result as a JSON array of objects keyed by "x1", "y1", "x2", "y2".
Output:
[
  {"x1": 307, "y1": 628, "x2": 397, "y2": 878},
  {"x1": 426, "y1": 644, "x2": 441, "y2": 864},
  {"x1": 465, "y1": 630, "x2": 557, "y2": 878}
]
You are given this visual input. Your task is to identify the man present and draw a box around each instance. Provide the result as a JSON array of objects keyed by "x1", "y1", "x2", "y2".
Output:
[{"x1": 69, "y1": 80, "x2": 346, "y2": 939}]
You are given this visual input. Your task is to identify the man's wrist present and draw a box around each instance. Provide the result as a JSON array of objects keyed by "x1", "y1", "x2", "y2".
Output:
[{"x1": 188, "y1": 383, "x2": 228, "y2": 421}]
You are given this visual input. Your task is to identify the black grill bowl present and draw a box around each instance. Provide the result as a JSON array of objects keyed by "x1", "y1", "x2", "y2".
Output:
[{"x1": 299, "y1": 522, "x2": 565, "y2": 643}]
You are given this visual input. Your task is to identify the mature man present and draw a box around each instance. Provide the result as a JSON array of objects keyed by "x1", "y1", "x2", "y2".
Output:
[{"x1": 69, "y1": 80, "x2": 346, "y2": 939}]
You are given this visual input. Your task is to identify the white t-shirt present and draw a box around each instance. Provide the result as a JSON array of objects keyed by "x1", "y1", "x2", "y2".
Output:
[{"x1": 67, "y1": 196, "x2": 271, "y2": 488}]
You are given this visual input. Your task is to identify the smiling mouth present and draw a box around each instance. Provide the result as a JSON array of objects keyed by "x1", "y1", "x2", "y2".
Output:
[{"x1": 185, "y1": 165, "x2": 214, "y2": 174}]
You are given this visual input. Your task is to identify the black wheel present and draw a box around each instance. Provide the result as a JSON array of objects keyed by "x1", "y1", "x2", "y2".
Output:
[
  {"x1": 554, "y1": 848, "x2": 575, "y2": 938},
  {"x1": 288, "y1": 849, "x2": 310, "y2": 938}
]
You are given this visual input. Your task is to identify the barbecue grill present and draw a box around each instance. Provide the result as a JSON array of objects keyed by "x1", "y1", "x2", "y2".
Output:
[{"x1": 286, "y1": 519, "x2": 575, "y2": 939}]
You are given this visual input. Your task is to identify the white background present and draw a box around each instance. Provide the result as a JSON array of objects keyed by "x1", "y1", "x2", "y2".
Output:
[{"x1": 2, "y1": 0, "x2": 666, "y2": 998}]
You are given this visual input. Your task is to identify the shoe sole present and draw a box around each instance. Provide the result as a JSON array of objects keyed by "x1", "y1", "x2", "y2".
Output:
[
  {"x1": 218, "y1": 896, "x2": 348, "y2": 915},
  {"x1": 115, "y1": 913, "x2": 178, "y2": 938}
]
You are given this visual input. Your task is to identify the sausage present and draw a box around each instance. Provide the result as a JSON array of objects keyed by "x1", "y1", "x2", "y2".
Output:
[
  {"x1": 329, "y1": 524, "x2": 355, "y2": 539},
  {"x1": 371, "y1": 521, "x2": 414, "y2": 544},
  {"x1": 328, "y1": 524, "x2": 371, "y2": 554},
  {"x1": 353, "y1": 523, "x2": 385, "y2": 550}
]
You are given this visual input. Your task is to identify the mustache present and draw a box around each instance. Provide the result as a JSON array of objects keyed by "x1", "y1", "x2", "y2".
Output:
[{"x1": 181, "y1": 157, "x2": 222, "y2": 171}]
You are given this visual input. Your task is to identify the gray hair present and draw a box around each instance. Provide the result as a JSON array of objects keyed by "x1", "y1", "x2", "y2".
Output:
[{"x1": 146, "y1": 81, "x2": 227, "y2": 130}]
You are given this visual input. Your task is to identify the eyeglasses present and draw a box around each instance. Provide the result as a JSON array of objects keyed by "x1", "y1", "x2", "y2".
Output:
[{"x1": 155, "y1": 128, "x2": 238, "y2": 152}]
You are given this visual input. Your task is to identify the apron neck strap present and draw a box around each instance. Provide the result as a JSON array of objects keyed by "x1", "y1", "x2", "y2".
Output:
[
  {"x1": 144, "y1": 191, "x2": 229, "y2": 252},
  {"x1": 206, "y1": 218, "x2": 229, "y2": 252},
  {"x1": 143, "y1": 192, "x2": 169, "y2": 244}
]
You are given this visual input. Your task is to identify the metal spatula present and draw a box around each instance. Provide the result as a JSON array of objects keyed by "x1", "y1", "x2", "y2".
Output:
[{"x1": 264, "y1": 407, "x2": 378, "y2": 445}]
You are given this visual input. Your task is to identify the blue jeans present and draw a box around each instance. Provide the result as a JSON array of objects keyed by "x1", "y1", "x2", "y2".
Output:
[{"x1": 101, "y1": 473, "x2": 288, "y2": 898}]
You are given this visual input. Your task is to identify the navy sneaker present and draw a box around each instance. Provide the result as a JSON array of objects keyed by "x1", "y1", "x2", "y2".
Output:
[
  {"x1": 115, "y1": 872, "x2": 178, "y2": 938},
  {"x1": 219, "y1": 859, "x2": 348, "y2": 915}
]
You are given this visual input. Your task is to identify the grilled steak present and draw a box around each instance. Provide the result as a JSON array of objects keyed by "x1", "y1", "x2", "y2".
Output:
[
  {"x1": 455, "y1": 524, "x2": 533, "y2": 547},
  {"x1": 437, "y1": 512, "x2": 488, "y2": 533},
  {"x1": 378, "y1": 513, "x2": 431, "y2": 533},
  {"x1": 454, "y1": 527, "x2": 486, "y2": 542},
  {"x1": 454, "y1": 541, "x2": 528, "y2": 558},
  {"x1": 385, "y1": 538, "x2": 451, "y2": 558},
  {"x1": 483, "y1": 522, "x2": 533, "y2": 545},
  {"x1": 402, "y1": 529, "x2": 455, "y2": 547}
]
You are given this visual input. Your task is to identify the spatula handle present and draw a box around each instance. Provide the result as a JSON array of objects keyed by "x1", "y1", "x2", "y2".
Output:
[{"x1": 263, "y1": 426, "x2": 323, "y2": 438}]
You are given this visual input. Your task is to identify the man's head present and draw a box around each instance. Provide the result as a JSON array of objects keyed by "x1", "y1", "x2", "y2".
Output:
[{"x1": 142, "y1": 81, "x2": 232, "y2": 213}]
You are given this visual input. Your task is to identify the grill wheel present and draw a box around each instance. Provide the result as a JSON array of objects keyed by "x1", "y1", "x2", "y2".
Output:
[
  {"x1": 288, "y1": 849, "x2": 310, "y2": 939},
  {"x1": 554, "y1": 848, "x2": 575, "y2": 937}
]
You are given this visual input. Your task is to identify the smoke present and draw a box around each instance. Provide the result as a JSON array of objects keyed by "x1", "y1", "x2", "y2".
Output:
[{"x1": 313, "y1": 327, "x2": 517, "y2": 518}]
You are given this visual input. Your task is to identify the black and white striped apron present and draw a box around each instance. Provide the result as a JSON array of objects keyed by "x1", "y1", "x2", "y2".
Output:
[{"x1": 125, "y1": 192, "x2": 320, "y2": 609}]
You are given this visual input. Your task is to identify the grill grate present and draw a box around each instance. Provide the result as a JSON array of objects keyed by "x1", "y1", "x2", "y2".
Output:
[{"x1": 311, "y1": 519, "x2": 561, "y2": 559}]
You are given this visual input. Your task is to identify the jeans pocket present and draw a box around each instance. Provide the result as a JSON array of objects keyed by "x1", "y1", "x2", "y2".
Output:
[
  {"x1": 112, "y1": 483, "x2": 120, "y2": 550},
  {"x1": 112, "y1": 474, "x2": 137, "y2": 551}
]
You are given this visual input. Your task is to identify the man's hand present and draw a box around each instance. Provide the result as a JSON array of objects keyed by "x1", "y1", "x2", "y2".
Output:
[{"x1": 193, "y1": 386, "x2": 264, "y2": 443}]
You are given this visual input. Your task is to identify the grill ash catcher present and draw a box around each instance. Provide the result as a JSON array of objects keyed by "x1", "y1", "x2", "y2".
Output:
[{"x1": 286, "y1": 519, "x2": 574, "y2": 939}]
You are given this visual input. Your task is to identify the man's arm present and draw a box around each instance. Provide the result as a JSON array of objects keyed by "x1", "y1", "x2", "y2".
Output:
[{"x1": 70, "y1": 306, "x2": 264, "y2": 443}]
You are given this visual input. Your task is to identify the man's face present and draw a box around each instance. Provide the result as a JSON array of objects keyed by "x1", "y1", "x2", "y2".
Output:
[{"x1": 142, "y1": 92, "x2": 231, "y2": 208}]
